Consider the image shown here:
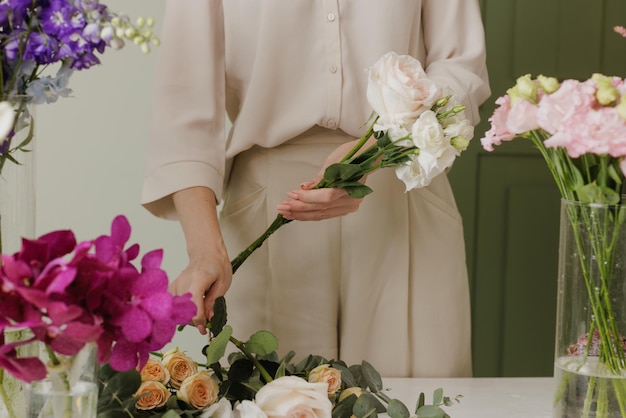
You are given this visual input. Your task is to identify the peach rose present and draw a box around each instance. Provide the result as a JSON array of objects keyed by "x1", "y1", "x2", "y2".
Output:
[
  {"x1": 133, "y1": 380, "x2": 171, "y2": 410},
  {"x1": 161, "y1": 348, "x2": 198, "y2": 389},
  {"x1": 177, "y1": 371, "x2": 220, "y2": 409},
  {"x1": 140, "y1": 358, "x2": 170, "y2": 384},
  {"x1": 308, "y1": 365, "x2": 342, "y2": 395}
]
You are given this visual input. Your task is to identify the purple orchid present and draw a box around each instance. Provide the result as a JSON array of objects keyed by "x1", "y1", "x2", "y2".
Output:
[{"x1": 0, "y1": 215, "x2": 196, "y2": 382}]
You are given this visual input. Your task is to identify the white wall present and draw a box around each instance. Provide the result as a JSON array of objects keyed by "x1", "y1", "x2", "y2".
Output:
[{"x1": 36, "y1": 1, "x2": 207, "y2": 359}]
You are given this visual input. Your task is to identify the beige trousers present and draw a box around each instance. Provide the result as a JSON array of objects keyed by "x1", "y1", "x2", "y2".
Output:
[{"x1": 220, "y1": 126, "x2": 472, "y2": 377}]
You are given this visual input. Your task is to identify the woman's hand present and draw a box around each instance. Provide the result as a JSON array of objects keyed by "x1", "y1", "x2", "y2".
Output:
[
  {"x1": 170, "y1": 187, "x2": 233, "y2": 334},
  {"x1": 276, "y1": 139, "x2": 373, "y2": 221}
]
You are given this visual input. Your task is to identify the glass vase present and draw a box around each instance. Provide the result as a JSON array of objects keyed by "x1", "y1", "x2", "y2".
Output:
[
  {"x1": 553, "y1": 199, "x2": 626, "y2": 417},
  {"x1": 25, "y1": 344, "x2": 99, "y2": 418},
  {"x1": 0, "y1": 95, "x2": 36, "y2": 255},
  {"x1": 0, "y1": 328, "x2": 40, "y2": 418}
]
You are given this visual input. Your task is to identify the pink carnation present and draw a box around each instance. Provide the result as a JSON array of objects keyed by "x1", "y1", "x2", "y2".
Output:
[
  {"x1": 481, "y1": 95, "x2": 516, "y2": 151},
  {"x1": 536, "y1": 79, "x2": 596, "y2": 134}
]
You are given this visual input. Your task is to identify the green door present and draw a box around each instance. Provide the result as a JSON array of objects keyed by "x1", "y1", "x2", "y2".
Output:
[{"x1": 448, "y1": 0, "x2": 626, "y2": 377}]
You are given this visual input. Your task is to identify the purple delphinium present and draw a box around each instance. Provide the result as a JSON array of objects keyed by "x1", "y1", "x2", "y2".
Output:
[{"x1": 0, "y1": 215, "x2": 196, "y2": 383}]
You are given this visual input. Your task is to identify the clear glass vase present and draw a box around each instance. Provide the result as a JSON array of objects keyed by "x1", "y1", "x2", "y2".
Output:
[
  {"x1": 553, "y1": 199, "x2": 626, "y2": 417},
  {"x1": 0, "y1": 328, "x2": 40, "y2": 418},
  {"x1": 25, "y1": 344, "x2": 99, "y2": 418},
  {"x1": 0, "y1": 95, "x2": 36, "y2": 255}
]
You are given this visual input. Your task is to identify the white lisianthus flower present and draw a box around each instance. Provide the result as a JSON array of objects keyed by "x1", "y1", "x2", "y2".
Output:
[
  {"x1": 396, "y1": 144, "x2": 457, "y2": 191},
  {"x1": 411, "y1": 110, "x2": 447, "y2": 157},
  {"x1": 0, "y1": 101, "x2": 15, "y2": 143},
  {"x1": 367, "y1": 51, "x2": 439, "y2": 141},
  {"x1": 199, "y1": 397, "x2": 234, "y2": 418},
  {"x1": 234, "y1": 400, "x2": 268, "y2": 418},
  {"x1": 254, "y1": 376, "x2": 332, "y2": 418},
  {"x1": 444, "y1": 119, "x2": 474, "y2": 152}
]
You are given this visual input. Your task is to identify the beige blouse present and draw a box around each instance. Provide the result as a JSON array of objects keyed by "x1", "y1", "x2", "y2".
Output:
[{"x1": 141, "y1": 0, "x2": 491, "y2": 219}]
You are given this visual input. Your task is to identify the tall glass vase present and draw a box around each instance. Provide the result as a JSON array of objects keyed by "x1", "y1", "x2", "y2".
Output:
[
  {"x1": 25, "y1": 344, "x2": 99, "y2": 418},
  {"x1": 0, "y1": 96, "x2": 37, "y2": 418},
  {"x1": 553, "y1": 199, "x2": 626, "y2": 417}
]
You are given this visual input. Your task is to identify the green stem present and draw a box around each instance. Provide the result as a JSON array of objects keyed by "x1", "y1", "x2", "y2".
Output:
[
  {"x1": 228, "y1": 335, "x2": 273, "y2": 383},
  {"x1": 230, "y1": 214, "x2": 292, "y2": 274},
  {"x1": 0, "y1": 368, "x2": 18, "y2": 418},
  {"x1": 582, "y1": 375, "x2": 596, "y2": 418}
]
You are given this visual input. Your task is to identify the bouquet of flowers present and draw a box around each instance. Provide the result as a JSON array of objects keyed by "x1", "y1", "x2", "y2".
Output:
[
  {"x1": 480, "y1": 72, "x2": 626, "y2": 416},
  {"x1": 0, "y1": 0, "x2": 159, "y2": 176},
  {"x1": 97, "y1": 297, "x2": 461, "y2": 418},
  {"x1": 231, "y1": 51, "x2": 474, "y2": 272},
  {"x1": 0, "y1": 215, "x2": 196, "y2": 418}
]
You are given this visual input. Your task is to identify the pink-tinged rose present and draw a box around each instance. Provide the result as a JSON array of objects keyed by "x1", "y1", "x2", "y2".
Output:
[
  {"x1": 367, "y1": 51, "x2": 439, "y2": 141},
  {"x1": 254, "y1": 376, "x2": 332, "y2": 418},
  {"x1": 480, "y1": 95, "x2": 515, "y2": 151},
  {"x1": 506, "y1": 99, "x2": 539, "y2": 133},
  {"x1": 140, "y1": 358, "x2": 170, "y2": 384},
  {"x1": 177, "y1": 371, "x2": 219, "y2": 409},
  {"x1": 307, "y1": 364, "x2": 342, "y2": 395},
  {"x1": 133, "y1": 380, "x2": 171, "y2": 410},
  {"x1": 161, "y1": 348, "x2": 198, "y2": 389}
]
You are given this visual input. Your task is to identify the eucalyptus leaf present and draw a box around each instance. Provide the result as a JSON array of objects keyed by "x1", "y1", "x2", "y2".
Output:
[
  {"x1": 333, "y1": 363, "x2": 357, "y2": 387},
  {"x1": 332, "y1": 394, "x2": 357, "y2": 418},
  {"x1": 415, "y1": 405, "x2": 446, "y2": 418},
  {"x1": 432, "y1": 388, "x2": 444, "y2": 405},
  {"x1": 353, "y1": 393, "x2": 378, "y2": 418},
  {"x1": 205, "y1": 325, "x2": 233, "y2": 365},
  {"x1": 387, "y1": 399, "x2": 411, "y2": 418},
  {"x1": 361, "y1": 361, "x2": 383, "y2": 392},
  {"x1": 245, "y1": 330, "x2": 278, "y2": 356}
]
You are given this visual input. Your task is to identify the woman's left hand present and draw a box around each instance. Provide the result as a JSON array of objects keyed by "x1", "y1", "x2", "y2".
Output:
[{"x1": 276, "y1": 140, "x2": 368, "y2": 221}]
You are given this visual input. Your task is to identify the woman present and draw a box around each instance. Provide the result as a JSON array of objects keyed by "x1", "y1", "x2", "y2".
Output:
[{"x1": 142, "y1": 0, "x2": 490, "y2": 377}]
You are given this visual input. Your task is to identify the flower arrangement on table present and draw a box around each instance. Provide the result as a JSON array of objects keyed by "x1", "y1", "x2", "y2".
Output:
[
  {"x1": 0, "y1": 0, "x2": 159, "y2": 176},
  {"x1": 480, "y1": 69, "x2": 626, "y2": 415},
  {"x1": 98, "y1": 296, "x2": 462, "y2": 418}
]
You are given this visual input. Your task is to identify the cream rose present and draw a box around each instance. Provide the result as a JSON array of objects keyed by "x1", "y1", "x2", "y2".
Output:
[
  {"x1": 411, "y1": 110, "x2": 447, "y2": 157},
  {"x1": 140, "y1": 358, "x2": 170, "y2": 384},
  {"x1": 133, "y1": 380, "x2": 171, "y2": 410},
  {"x1": 177, "y1": 371, "x2": 220, "y2": 409},
  {"x1": 161, "y1": 348, "x2": 198, "y2": 390},
  {"x1": 254, "y1": 376, "x2": 332, "y2": 418},
  {"x1": 367, "y1": 51, "x2": 439, "y2": 141},
  {"x1": 307, "y1": 365, "x2": 342, "y2": 395}
]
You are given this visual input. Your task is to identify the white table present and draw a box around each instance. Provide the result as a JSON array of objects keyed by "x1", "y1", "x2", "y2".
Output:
[{"x1": 383, "y1": 377, "x2": 554, "y2": 418}]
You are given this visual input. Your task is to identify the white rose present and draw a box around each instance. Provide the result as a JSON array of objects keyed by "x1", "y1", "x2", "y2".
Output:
[
  {"x1": 0, "y1": 101, "x2": 15, "y2": 143},
  {"x1": 234, "y1": 400, "x2": 268, "y2": 418},
  {"x1": 199, "y1": 397, "x2": 234, "y2": 418},
  {"x1": 254, "y1": 376, "x2": 332, "y2": 418},
  {"x1": 367, "y1": 51, "x2": 439, "y2": 141},
  {"x1": 411, "y1": 110, "x2": 447, "y2": 157}
]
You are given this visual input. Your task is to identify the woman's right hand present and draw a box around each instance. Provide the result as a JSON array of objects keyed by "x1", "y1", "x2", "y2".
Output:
[
  {"x1": 170, "y1": 186, "x2": 233, "y2": 334},
  {"x1": 169, "y1": 245, "x2": 232, "y2": 334}
]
